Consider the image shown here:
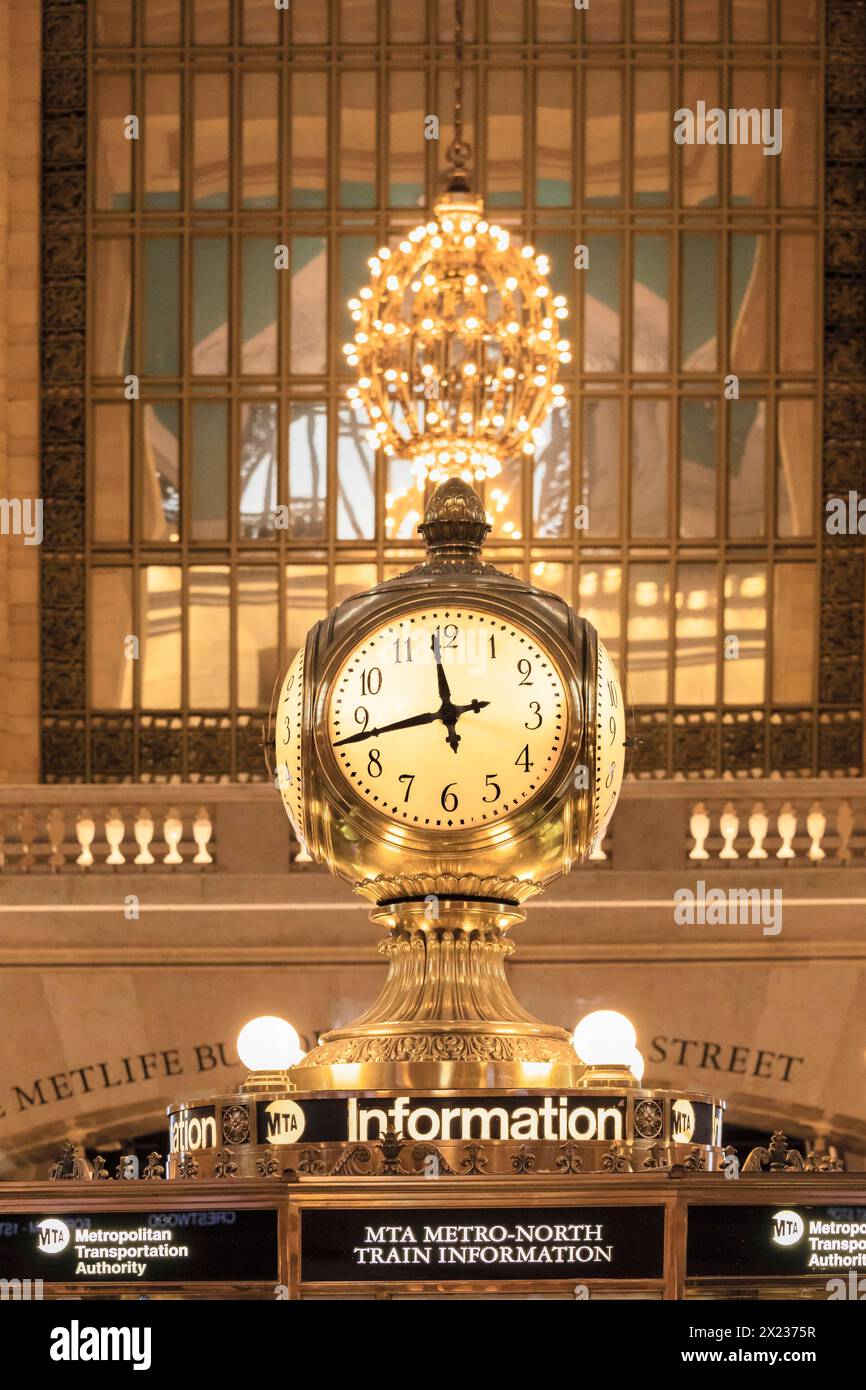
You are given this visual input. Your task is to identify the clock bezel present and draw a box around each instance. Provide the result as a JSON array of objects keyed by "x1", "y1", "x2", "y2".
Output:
[{"x1": 308, "y1": 587, "x2": 593, "y2": 856}]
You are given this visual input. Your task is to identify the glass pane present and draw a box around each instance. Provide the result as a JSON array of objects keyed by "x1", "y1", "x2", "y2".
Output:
[
  {"x1": 681, "y1": 234, "x2": 718, "y2": 370},
  {"x1": 389, "y1": 71, "x2": 425, "y2": 208},
  {"x1": 286, "y1": 565, "x2": 328, "y2": 660},
  {"x1": 140, "y1": 566, "x2": 181, "y2": 707},
  {"x1": 488, "y1": 0, "x2": 524, "y2": 40},
  {"x1": 681, "y1": 69, "x2": 720, "y2": 207},
  {"x1": 337, "y1": 407, "x2": 375, "y2": 539},
  {"x1": 536, "y1": 70, "x2": 572, "y2": 207},
  {"x1": 386, "y1": 458, "x2": 424, "y2": 539},
  {"x1": 340, "y1": 72, "x2": 376, "y2": 207},
  {"x1": 584, "y1": 70, "x2": 621, "y2": 205},
  {"x1": 340, "y1": 0, "x2": 377, "y2": 42},
  {"x1": 779, "y1": 235, "x2": 817, "y2": 372},
  {"x1": 780, "y1": 0, "x2": 818, "y2": 41},
  {"x1": 335, "y1": 563, "x2": 378, "y2": 605},
  {"x1": 92, "y1": 239, "x2": 131, "y2": 375},
  {"x1": 194, "y1": 0, "x2": 230, "y2": 44},
  {"x1": 144, "y1": 73, "x2": 180, "y2": 209},
  {"x1": 773, "y1": 566, "x2": 815, "y2": 703},
  {"x1": 242, "y1": 71, "x2": 279, "y2": 208},
  {"x1": 684, "y1": 0, "x2": 720, "y2": 39},
  {"x1": 237, "y1": 567, "x2": 279, "y2": 706},
  {"x1": 239, "y1": 401, "x2": 278, "y2": 539},
  {"x1": 487, "y1": 70, "x2": 524, "y2": 207},
  {"x1": 189, "y1": 567, "x2": 230, "y2": 708},
  {"x1": 628, "y1": 564, "x2": 670, "y2": 703},
  {"x1": 95, "y1": 0, "x2": 132, "y2": 45},
  {"x1": 142, "y1": 402, "x2": 180, "y2": 542},
  {"x1": 723, "y1": 564, "x2": 766, "y2": 703},
  {"x1": 732, "y1": 0, "x2": 769, "y2": 40},
  {"x1": 192, "y1": 238, "x2": 229, "y2": 375},
  {"x1": 633, "y1": 70, "x2": 670, "y2": 206},
  {"x1": 632, "y1": 235, "x2": 669, "y2": 372},
  {"x1": 292, "y1": 73, "x2": 328, "y2": 208},
  {"x1": 95, "y1": 74, "x2": 132, "y2": 211},
  {"x1": 730, "y1": 233, "x2": 768, "y2": 373},
  {"x1": 675, "y1": 563, "x2": 718, "y2": 705},
  {"x1": 586, "y1": 0, "x2": 623, "y2": 40},
  {"x1": 730, "y1": 69, "x2": 770, "y2": 204},
  {"x1": 143, "y1": 0, "x2": 180, "y2": 45},
  {"x1": 777, "y1": 399, "x2": 815, "y2": 537},
  {"x1": 340, "y1": 235, "x2": 377, "y2": 344},
  {"x1": 288, "y1": 402, "x2": 327, "y2": 538},
  {"x1": 679, "y1": 398, "x2": 717, "y2": 538},
  {"x1": 243, "y1": 0, "x2": 279, "y2": 43},
  {"x1": 634, "y1": 0, "x2": 670, "y2": 39},
  {"x1": 533, "y1": 402, "x2": 571, "y2": 538},
  {"x1": 532, "y1": 560, "x2": 572, "y2": 603},
  {"x1": 631, "y1": 399, "x2": 669, "y2": 538},
  {"x1": 581, "y1": 398, "x2": 619, "y2": 537},
  {"x1": 583, "y1": 234, "x2": 620, "y2": 372},
  {"x1": 143, "y1": 238, "x2": 180, "y2": 375},
  {"x1": 191, "y1": 401, "x2": 228, "y2": 541},
  {"x1": 291, "y1": 237, "x2": 327, "y2": 375},
  {"x1": 780, "y1": 69, "x2": 818, "y2": 206},
  {"x1": 93, "y1": 405, "x2": 130, "y2": 542},
  {"x1": 728, "y1": 399, "x2": 766, "y2": 538},
  {"x1": 193, "y1": 74, "x2": 229, "y2": 209},
  {"x1": 293, "y1": 3, "x2": 329, "y2": 42},
  {"x1": 241, "y1": 237, "x2": 278, "y2": 374},
  {"x1": 91, "y1": 570, "x2": 133, "y2": 708},
  {"x1": 579, "y1": 565, "x2": 622, "y2": 666},
  {"x1": 536, "y1": 1, "x2": 574, "y2": 41}
]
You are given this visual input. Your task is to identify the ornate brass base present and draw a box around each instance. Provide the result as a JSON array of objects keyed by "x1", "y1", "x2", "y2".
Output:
[{"x1": 290, "y1": 900, "x2": 582, "y2": 1091}]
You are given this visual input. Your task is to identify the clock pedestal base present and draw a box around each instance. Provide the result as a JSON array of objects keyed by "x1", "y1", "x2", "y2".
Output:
[{"x1": 289, "y1": 898, "x2": 581, "y2": 1092}]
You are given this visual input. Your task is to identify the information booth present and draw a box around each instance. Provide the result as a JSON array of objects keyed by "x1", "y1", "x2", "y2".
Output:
[{"x1": 1, "y1": 1173, "x2": 864, "y2": 1300}]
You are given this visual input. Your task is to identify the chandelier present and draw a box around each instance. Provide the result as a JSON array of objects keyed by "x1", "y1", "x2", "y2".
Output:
[{"x1": 343, "y1": 3, "x2": 570, "y2": 488}]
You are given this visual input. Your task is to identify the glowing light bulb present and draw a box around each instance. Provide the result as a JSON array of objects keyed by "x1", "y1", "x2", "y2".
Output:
[
  {"x1": 237, "y1": 1016, "x2": 302, "y2": 1072},
  {"x1": 573, "y1": 1011, "x2": 637, "y2": 1067}
]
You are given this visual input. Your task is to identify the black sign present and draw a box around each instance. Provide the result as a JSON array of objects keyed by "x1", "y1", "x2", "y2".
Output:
[
  {"x1": 688, "y1": 1205, "x2": 866, "y2": 1278},
  {"x1": 301, "y1": 1204, "x2": 665, "y2": 1282},
  {"x1": 0, "y1": 1209, "x2": 278, "y2": 1283}
]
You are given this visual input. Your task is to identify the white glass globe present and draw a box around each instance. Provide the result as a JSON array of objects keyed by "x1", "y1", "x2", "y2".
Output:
[
  {"x1": 237, "y1": 1016, "x2": 302, "y2": 1072},
  {"x1": 573, "y1": 1010, "x2": 637, "y2": 1067},
  {"x1": 629, "y1": 1048, "x2": 645, "y2": 1084}
]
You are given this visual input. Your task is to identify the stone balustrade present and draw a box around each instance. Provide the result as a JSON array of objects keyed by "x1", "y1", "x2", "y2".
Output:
[{"x1": 2, "y1": 780, "x2": 866, "y2": 874}]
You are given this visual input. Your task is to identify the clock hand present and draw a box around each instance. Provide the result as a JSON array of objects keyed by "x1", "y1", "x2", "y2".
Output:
[
  {"x1": 431, "y1": 631, "x2": 453, "y2": 707},
  {"x1": 332, "y1": 700, "x2": 489, "y2": 748}
]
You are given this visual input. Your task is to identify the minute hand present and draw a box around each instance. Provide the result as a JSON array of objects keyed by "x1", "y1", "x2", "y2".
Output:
[{"x1": 333, "y1": 701, "x2": 489, "y2": 747}]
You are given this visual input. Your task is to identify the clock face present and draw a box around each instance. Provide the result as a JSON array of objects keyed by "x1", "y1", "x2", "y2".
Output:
[
  {"x1": 275, "y1": 646, "x2": 306, "y2": 843},
  {"x1": 325, "y1": 607, "x2": 568, "y2": 831},
  {"x1": 593, "y1": 638, "x2": 625, "y2": 841}
]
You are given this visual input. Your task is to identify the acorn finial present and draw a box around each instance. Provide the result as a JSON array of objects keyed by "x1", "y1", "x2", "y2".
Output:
[{"x1": 418, "y1": 478, "x2": 491, "y2": 556}]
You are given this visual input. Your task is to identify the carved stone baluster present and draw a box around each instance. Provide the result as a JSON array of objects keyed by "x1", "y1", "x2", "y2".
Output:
[
  {"x1": 134, "y1": 808, "x2": 155, "y2": 865},
  {"x1": 46, "y1": 807, "x2": 66, "y2": 871},
  {"x1": 688, "y1": 803, "x2": 710, "y2": 860},
  {"x1": 806, "y1": 803, "x2": 826, "y2": 862},
  {"x1": 192, "y1": 806, "x2": 214, "y2": 865},
  {"x1": 718, "y1": 803, "x2": 739, "y2": 860},
  {"x1": 163, "y1": 807, "x2": 184, "y2": 865},
  {"x1": 747, "y1": 802, "x2": 769, "y2": 859},
  {"x1": 104, "y1": 807, "x2": 126, "y2": 866},
  {"x1": 18, "y1": 808, "x2": 38, "y2": 872},
  {"x1": 836, "y1": 801, "x2": 854, "y2": 864},
  {"x1": 776, "y1": 803, "x2": 797, "y2": 860},
  {"x1": 75, "y1": 809, "x2": 96, "y2": 868}
]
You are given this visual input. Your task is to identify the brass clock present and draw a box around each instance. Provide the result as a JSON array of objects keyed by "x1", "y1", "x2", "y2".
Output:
[{"x1": 275, "y1": 478, "x2": 624, "y2": 905}]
